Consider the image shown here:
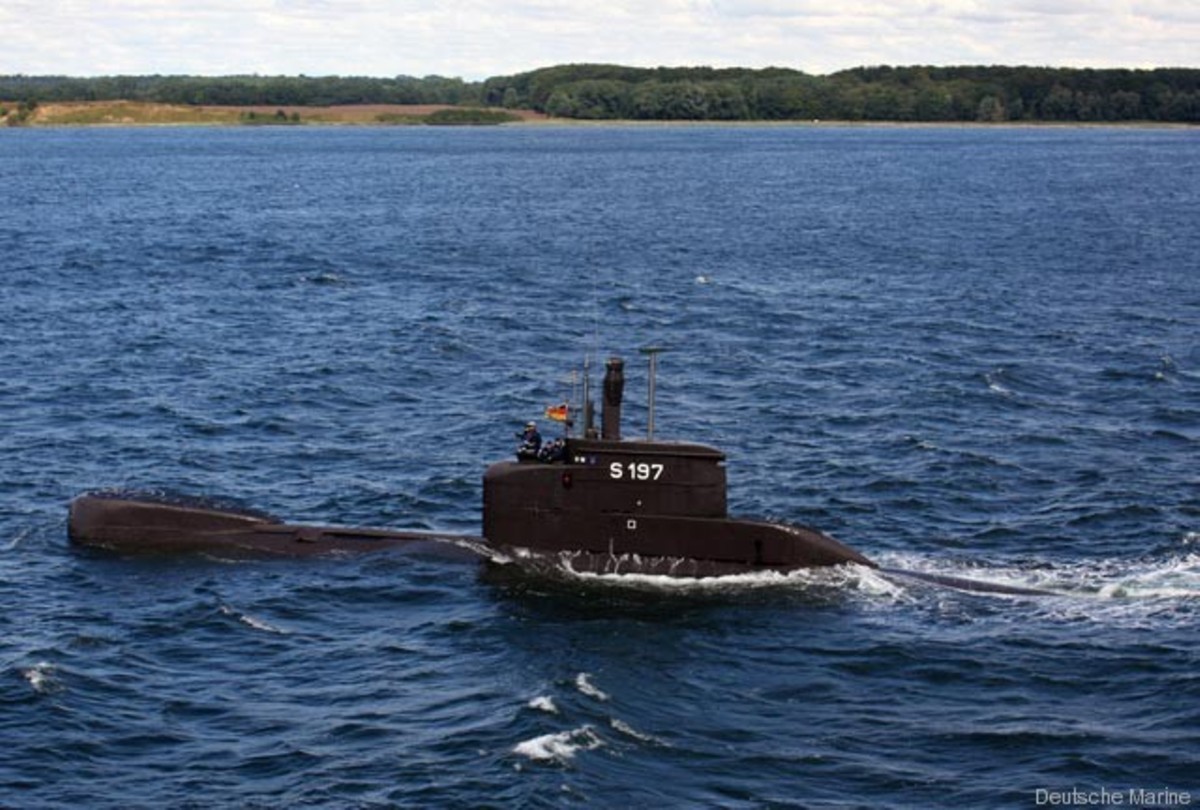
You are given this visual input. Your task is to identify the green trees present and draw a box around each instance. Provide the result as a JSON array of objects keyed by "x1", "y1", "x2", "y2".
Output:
[
  {"x1": 422, "y1": 108, "x2": 520, "y2": 125},
  {"x1": 2, "y1": 66, "x2": 1197, "y2": 122},
  {"x1": 0, "y1": 74, "x2": 476, "y2": 108},
  {"x1": 4, "y1": 99, "x2": 37, "y2": 126},
  {"x1": 239, "y1": 109, "x2": 302, "y2": 125},
  {"x1": 483, "y1": 63, "x2": 1199, "y2": 122},
  {"x1": 545, "y1": 79, "x2": 632, "y2": 119}
]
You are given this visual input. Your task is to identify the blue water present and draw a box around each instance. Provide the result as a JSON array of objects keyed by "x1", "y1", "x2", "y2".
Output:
[{"x1": 2, "y1": 124, "x2": 1198, "y2": 808}]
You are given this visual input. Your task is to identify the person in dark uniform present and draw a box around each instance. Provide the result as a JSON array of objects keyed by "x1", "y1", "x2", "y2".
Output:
[
  {"x1": 516, "y1": 421, "x2": 542, "y2": 460},
  {"x1": 538, "y1": 437, "x2": 566, "y2": 463}
]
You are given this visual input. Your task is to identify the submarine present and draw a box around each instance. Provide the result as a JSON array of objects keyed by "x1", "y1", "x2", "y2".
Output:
[
  {"x1": 68, "y1": 353, "x2": 871, "y2": 576},
  {"x1": 68, "y1": 353, "x2": 1053, "y2": 594}
]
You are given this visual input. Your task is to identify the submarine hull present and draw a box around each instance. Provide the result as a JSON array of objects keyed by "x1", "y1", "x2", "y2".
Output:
[
  {"x1": 68, "y1": 491, "x2": 478, "y2": 560},
  {"x1": 486, "y1": 507, "x2": 872, "y2": 571},
  {"x1": 483, "y1": 452, "x2": 874, "y2": 575}
]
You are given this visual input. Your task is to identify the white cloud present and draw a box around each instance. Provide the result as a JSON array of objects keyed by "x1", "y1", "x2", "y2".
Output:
[{"x1": 1, "y1": 1, "x2": 1195, "y2": 78}]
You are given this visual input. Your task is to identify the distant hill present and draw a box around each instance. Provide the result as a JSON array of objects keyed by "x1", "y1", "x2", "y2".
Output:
[{"x1": 3, "y1": 65, "x2": 1198, "y2": 123}]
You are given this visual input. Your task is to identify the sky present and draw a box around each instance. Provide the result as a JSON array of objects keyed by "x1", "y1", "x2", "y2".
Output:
[{"x1": 2, "y1": 1, "x2": 1196, "y2": 79}]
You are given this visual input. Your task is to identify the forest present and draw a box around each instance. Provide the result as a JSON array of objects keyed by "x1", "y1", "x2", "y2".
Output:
[
  {"x1": 481, "y1": 64, "x2": 1200, "y2": 122},
  {"x1": 3, "y1": 64, "x2": 1198, "y2": 123},
  {"x1": 0, "y1": 74, "x2": 478, "y2": 107}
]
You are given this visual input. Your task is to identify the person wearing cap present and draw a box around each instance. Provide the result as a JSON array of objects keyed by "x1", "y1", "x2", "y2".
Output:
[{"x1": 515, "y1": 421, "x2": 542, "y2": 460}]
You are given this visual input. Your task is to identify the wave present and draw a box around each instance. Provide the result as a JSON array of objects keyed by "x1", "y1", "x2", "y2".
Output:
[
  {"x1": 874, "y1": 550, "x2": 1200, "y2": 601},
  {"x1": 609, "y1": 717, "x2": 668, "y2": 747},
  {"x1": 574, "y1": 672, "x2": 609, "y2": 702},
  {"x1": 526, "y1": 695, "x2": 558, "y2": 714},
  {"x1": 218, "y1": 604, "x2": 290, "y2": 635},
  {"x1": 486, "y1": 540, "x2": 1199, "y2": 625},
  {"x1": 512, "y1": 726, "x2": 603, "y2": 764},
  {"x1": 868, "y1": 549, "x2": 1200, "y2": 630},
  {"x1": 491, "y1": 546, "x2": 867, "y2": 593},
  {"x1": 21, "y1": 661, "x2": 61, "y2": 695},
  {"x1": 4, "y1": 528, "x2": 31, "y2": 551},
  {"x1": 1054, "y1": 553, "x2": 1200, "y2": 602}
]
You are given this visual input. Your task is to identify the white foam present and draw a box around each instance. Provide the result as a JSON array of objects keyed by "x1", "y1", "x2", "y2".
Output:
[
  {"x1": 241, "y1": 614, "x2": 287, "y2": 633},
  {"x1": 498, "y1": 545, "x2": 875, "y2": 592},
  {"x1": 528, "y1": 696, "x2": 558, "y2": 714},
  {"x1": 872, "y1": 549, "x2": 1200, "y2": 627},
  {"x1": 853, "y1": 566, "x2": 917, "y2": 600},
  {"x1": 4, "y1": 529, "x2": 30, "y2": 551},
  {"x1": 575, "y1": 672, "x2": 609, "y2": 701},
  {"x1": 610, "y1": 717, "x2": 666, "y2": 746},
  {"x1": 558, "y1": 554, "x2": 872, "y2": 593},
  {"x1": 1080, "y1": 553, "x2": 1200, "y2": 601},
  {"x1": 23, "y1": 661, "x2": 58, "y2": 694},
  {"x1": 505, "y1": 543, "x2": 1200, "y2": 618},
  {"x1": 219, "y1": 604, "x2": 289, "y2": 634},
  {"x1": 452, "y1": 536, "x2": 509, "y2": 563},
  {"x1": 513, "y1": 726, "x2": 602, "y2": 763}
]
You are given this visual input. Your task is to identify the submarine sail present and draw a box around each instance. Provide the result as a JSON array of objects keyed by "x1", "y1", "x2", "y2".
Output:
[{"x1": 481, "y1": 354, "x2": 873, "y2": 576}]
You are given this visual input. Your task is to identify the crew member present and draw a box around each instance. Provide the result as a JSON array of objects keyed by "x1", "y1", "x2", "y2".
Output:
[
  {"x1": 515, "y1": 421, "x2": 542, "y2": 460},
  {"x1": 538, "y1": 437, "x2": 567, "y2": 463}
]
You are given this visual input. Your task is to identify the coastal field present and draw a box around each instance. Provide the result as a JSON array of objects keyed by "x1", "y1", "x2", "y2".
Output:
[{"x1": 6, "y1": 100, "x2": 548, "y2": 126}]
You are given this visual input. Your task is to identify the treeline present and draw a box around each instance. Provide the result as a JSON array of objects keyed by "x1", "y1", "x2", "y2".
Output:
[
  {"x1": 0, "y1": 74, "x2": 476, "y2": 107},
  {"x1": 3, "y1": 64, "x2": 1199, "y2": 122},
  {"x1": 483, "y1": 64, "x2": 1200, "y2": 122}
]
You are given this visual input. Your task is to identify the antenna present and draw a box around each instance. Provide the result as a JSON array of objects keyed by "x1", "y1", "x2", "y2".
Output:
[
  {"x1": 582, "y1": 354, "x2": 596, "y2": 438},
  {"x1": 638, "y1": 346, "x2": 666, "y2": 440},
  {"x1": 567, "y1": 368, "x2": 578, "y2": 438}
]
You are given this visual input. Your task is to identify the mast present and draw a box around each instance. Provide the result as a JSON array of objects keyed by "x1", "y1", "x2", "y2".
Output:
[
  {"x1": 582, "y1": 355, "x2": 596, "y2": 438},
  {"x1": 639, "y1": 346, "x2": 666, "y2": 440}
]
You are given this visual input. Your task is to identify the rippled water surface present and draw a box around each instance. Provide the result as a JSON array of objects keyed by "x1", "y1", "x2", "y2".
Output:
[{"x1": 2, "y1": 125, "x2": 1198, "y2": 808}]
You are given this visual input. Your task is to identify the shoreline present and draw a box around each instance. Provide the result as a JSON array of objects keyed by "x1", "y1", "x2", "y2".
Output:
[{"x1": 4, "y1": 100, "x2": 1194, "y2": 129}]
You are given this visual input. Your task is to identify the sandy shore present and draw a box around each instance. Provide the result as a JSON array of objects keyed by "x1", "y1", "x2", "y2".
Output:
[
  {"x1": 7, "y1": 100, "x2": 1191, "y2": 128},
  {"x1": 12, "y1": 101, "x2": 547, "y2": 126}
]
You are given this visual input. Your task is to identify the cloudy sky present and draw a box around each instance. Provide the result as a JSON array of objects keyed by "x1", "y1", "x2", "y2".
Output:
[{"x1": 2, "y1": 1, "x2": 1195, "y2": 79}]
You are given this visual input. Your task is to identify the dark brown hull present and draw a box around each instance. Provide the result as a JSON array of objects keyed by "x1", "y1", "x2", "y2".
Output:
[
  {"x1": 68, "y1": 489, "x2": 869, "y2": 573},
  {"x1": 483, "y1": 457, "x2": 875, "y2": 572},
  {"x1": 67, "y1": 492, "x2": 1050, "y2": 594},
  {"x1": 68, "y1": 492, "x2": 478, "y2": 561},
  {"x1": 484, "y1": 510, "x2": 874, "y2": 570}
]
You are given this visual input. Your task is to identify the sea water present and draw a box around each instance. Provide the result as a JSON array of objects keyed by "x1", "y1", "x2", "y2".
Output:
[{"x1": 1, "y1": 124, "x2": 1198, "y2": 807}]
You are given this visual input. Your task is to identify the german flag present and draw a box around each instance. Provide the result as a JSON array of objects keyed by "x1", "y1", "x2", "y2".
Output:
[{"x1": 544, "y1": 403, "x2": 570, "y2": 422}]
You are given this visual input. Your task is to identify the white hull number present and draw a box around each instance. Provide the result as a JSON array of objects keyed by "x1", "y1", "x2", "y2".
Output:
[{"x1": 609, "y1": 461, "x2": 664, "y2": 481}]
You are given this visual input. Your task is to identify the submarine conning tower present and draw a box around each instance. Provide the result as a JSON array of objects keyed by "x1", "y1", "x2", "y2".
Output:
[
  {"x1": 482, "y1": 354, "x2": 875, "y2": 572},
  {"x1": 484, "y1": 354, "x2": 729, "y2": 556}
]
